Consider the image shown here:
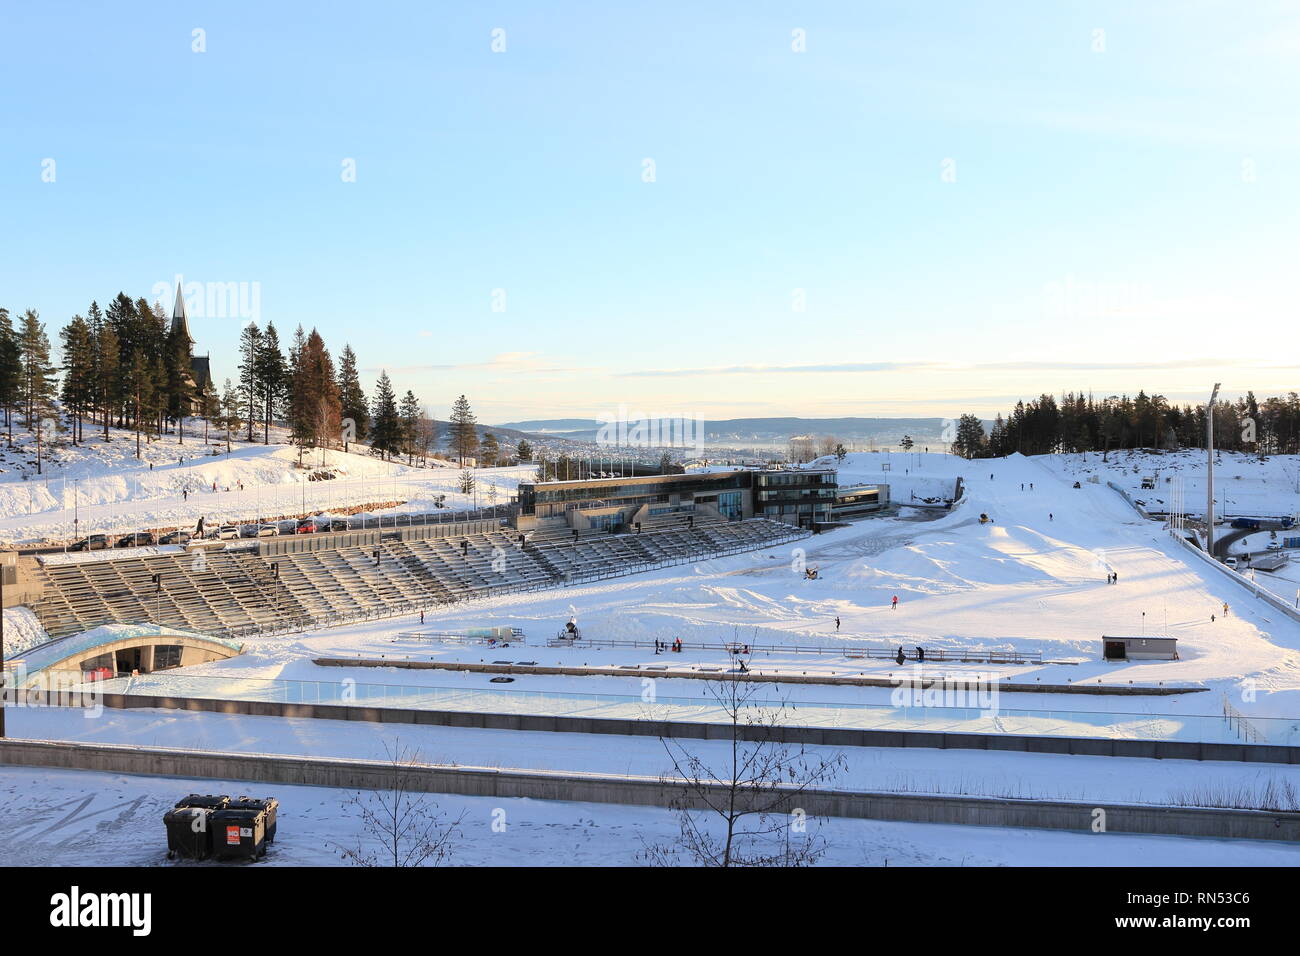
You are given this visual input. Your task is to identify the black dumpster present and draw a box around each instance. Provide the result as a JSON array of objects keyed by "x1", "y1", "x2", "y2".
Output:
[
  {"x1": 228, "y1": 797, "x2": 279, "y2": 842},
  {"x1": 211, "y1": 808, "x2": 268, "y2": 861},
  {"x1": 175, "y1": 794, "x2": 230, "y2": 811},
  {"x1": 164, "y1": 806, "x2": 213, "y2": 860}
]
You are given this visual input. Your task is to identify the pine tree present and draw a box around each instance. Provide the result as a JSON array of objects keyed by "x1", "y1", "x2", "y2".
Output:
[
  {"x1": 123, "y1": 351, "x2": 153, "y2": 459},
  {"x1": 237, "y1": 322, "x2": 263, "y2": 443},
  {"x1": 481, "y1": 432, "x2": 499, "y2": 468},
  {"x1": 336, "y1": 344, "x2": 369, "y2": 449},
  {"x1": 449, "y1": 395, "x2": 478, "y2": 465},
  {"x1": 256, "y1": 322, "x2": 287, "y2": 444},
  {"x1": 60, "y1": 314, "x2": 95, "y2": 445},
  {"x1": 287, "y1": 325, "x2": 310, "y2": 462},
  {"x1": 164, "y1": 322, "x2": 195, "y2": 444},
  {"x1": 952, "y1": 414, "x2": 987, "y2": 459},
  {"x1": 96, "y1": 320, "x2": 120, "y2": 441},
  {"x1": 220, "y1": 379, "x2": 241, "y2": 454},
  {"x1": 369, "y1": 371, "x2": 400, "y2": 460},
  {"x1": 19, "y1": 309, "x2": 58, "y2": 432},
  {"x1": 516, "y1": 438, "x2": 532, "y2": 462},
  {"x1": 199, "y1": 375, "x2": 220, "y2": 445},
  {"x1": 399, "y1": 390, "x2": 421, "y2": 464},
  {"x1": 295, "y1": 329, "x2": 341, "y2": 455},
  {"x1": 0, "y1": 308, "x2": 23, "y2": 448}
]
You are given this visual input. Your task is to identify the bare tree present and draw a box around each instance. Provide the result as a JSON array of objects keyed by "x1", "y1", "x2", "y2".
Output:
[
  {"x1": 336, "y1": 740, "x2": 464, "y2": 867},
  {"x1": 641, "y1": 672, "x2": 845, "y2": 867}
]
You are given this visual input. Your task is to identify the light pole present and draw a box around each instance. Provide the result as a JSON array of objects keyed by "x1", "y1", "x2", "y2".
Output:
[{"x1": 1206, "y1": 383, "x2": 1221, "y2": 558}]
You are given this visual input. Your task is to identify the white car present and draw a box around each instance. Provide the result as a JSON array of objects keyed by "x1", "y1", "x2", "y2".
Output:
[
  {"x1": 255, "y1": 524, "x2": 280, "y2": 537},
  {"x1": 1267, "y1": 541, "x2": 1281, "y2": 551},
  {"x1": 216, "y1": 525, "x2": 240, "y2": 540},
  {"x1": 1225, "y1": 557, "x2": 1239, "y2": 569}
]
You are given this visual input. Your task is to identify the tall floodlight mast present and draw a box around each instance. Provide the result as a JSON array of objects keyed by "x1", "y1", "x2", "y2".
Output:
[{"x1": 1206, "y1": 382, "x2": 1221, "y2": 558}]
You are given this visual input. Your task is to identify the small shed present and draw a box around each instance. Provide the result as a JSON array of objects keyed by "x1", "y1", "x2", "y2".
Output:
[{"x1": 1102, "y1": 635, "x2": 1178, "y2": 661}]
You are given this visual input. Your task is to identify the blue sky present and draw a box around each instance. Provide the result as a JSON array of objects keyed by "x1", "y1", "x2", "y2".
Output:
[{"x1": 2, "y1": 1, "x2": 1297, "y2": 424}]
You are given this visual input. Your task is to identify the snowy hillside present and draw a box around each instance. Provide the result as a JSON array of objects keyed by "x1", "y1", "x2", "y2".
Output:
[{"x1": 0, "y1": 423, "x2": 536, "y2": 546}]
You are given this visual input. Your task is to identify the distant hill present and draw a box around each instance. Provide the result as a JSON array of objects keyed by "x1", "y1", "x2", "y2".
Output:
[{"x1": 493, "y1": 416, "x2": 985, "y2": 447}]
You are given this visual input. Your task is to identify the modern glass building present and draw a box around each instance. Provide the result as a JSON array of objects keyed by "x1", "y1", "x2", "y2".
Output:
[
  {"x1": 514, "y1": 468, "x2": 841, "y2": 531},
  {"x1": 832, "y1": 483, "x2": 891, "y2": 520},
  {"x1": 752, "y1": 470, "x2": 838, "y2": 527}
]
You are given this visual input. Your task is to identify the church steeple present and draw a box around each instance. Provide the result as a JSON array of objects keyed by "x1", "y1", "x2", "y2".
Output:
[{"x1": 170, "y1": 282, "x2": 193, "y2": 344}]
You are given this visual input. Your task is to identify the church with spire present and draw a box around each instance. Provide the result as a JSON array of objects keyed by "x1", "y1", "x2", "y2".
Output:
[{"x1": 171, "y1": 283, "x2": 212, "y2": 412}]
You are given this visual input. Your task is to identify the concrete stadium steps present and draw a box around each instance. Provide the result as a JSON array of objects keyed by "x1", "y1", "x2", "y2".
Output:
[
  {"x1": 25, "y1": 518, "x2": 805, "y2": 640},
  {"x1": 31, "y1": 549, "x2": 298, "y2": 640}
]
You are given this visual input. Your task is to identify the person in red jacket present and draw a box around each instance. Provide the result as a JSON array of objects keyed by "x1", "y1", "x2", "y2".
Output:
[{"x1": 891, "y1": 595, "x2": 899, "y2": 610}]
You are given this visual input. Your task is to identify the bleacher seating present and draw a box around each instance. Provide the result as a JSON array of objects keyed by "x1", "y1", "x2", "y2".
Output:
[{"x1": 25, "y1": 517, "x2": 806, "y2": 640}]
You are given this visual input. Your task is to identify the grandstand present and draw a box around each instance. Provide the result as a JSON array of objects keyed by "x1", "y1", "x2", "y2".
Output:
[{"x1": 21, "y1": 515, "x2": 807, "y2": 641}]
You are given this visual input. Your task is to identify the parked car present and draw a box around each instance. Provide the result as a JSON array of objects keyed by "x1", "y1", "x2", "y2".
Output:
[
  {"x1": 69, "y1": 534, "x2": 108, "y2": 552},
  {"x1": 159, "y1": 530, "x2": 191, "y2": 545},
  {"x1": 295, "y1": 518, "x2": 320, "y2": 534},
  {"x1": 1225, "y1": 557, "x2": 1239, "y2": 569},
  {"x1": 215, "y1": 525, "x2": 240, "y2": 540},
  {"x1": 255, "y1": 524, "x2": 280, "y2": 537},
  {"x1": 115, "y1": 532, "x2": 155, "y2": 549},
  {"x1": 239, "y1": 524, "x2": 261, "y2": 539},
  {"x1": 1267, "y1": 541, "x2": 1281, "y2": 551},
  {"x1": 328, "y1": 519, "x2": 349, "y2": 533}
]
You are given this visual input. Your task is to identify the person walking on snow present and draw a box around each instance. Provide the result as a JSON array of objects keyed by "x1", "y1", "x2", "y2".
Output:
[
  {"x1": 1049, "y1": 513, "x2": 1053, "y2": 521},
  {"x1": 895, "y1": 647, "x2": 905, "y2": 665},
  {"x1": 835, "y1": 616, "x2": 841, "y2": 631},
  {"x1": 891, "y1": 595, "x2": 899, "y2": 610},
  {"x1": 1223, "y1": 602, "x2": 1229, "y2": 617}
]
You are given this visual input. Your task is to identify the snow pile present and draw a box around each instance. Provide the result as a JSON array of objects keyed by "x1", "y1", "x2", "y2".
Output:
[{"x1": 1, "y1": 606, "x2": 49, "y2": 656}]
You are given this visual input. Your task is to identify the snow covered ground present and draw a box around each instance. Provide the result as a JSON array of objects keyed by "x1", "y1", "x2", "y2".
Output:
[
  {"x1": 1042, "y1": 448, "x2": 1300, "y2": 520},
  {"x1": 109, "y1": 448, "x2": 1300, "y2": 734},
  {"x1": 1, "y1": 764, "x2": 1295, "y2": 867},
  {"x1": 0, "y1": 425, "x2": 533, "y2": 545},
  {"x1": 8, "y1": 447, "x2": 1300, "y2": 865},
  {"x1": 12, "y1": 706, "x2": 1300, "y2": 810}
]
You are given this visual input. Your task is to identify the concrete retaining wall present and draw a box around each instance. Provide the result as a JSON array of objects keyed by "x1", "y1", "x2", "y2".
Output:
[
  {"x1": 23, "y1": 688, "x2": 1298, "y2": 764},
  {"x1": 1, "y1": 737, "x2": 1295, "y2": 842},
  {"x1": 313, "y1": 656, "x2": 1206, "y2": 696}
]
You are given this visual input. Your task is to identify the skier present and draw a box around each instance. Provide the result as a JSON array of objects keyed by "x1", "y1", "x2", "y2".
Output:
[
  {"x1": 891, "y1": 595, "x2": 899, "y2": 610},
  {"x1": 419, "y1": 610, "x2": 425, "y2": 625},
  {"x1": 1113, "y1": 571, "x2": 1119, "y2": 584},
  {"x1": 895, "y1": 647, "x2": 905, "y2": 666},
  {"x1": 1029, "y1": 482, "x2": 1033, "y2": 490},
  {"x1": 1211, "y1": 614, "x2": 1216, "y2": 623},
  {"x1": 738, "y1": 659, "x2": 748, "y2": 674},
  {"x1": 835, "y1": 616, "x2": 841, "y2": 631},
  {"x1": 916, "y1": 646, "x2": 925, "y2": 663},
  {"x1": 1223, "y1": 602, "x2": 1229, "y2": 617},
  {"x1": 1020, "y1": 483, "x2": 1024, "y2": 491},
  {"x1": 1049, "y1": 513, "x2": 1053, "y2": 521}
]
